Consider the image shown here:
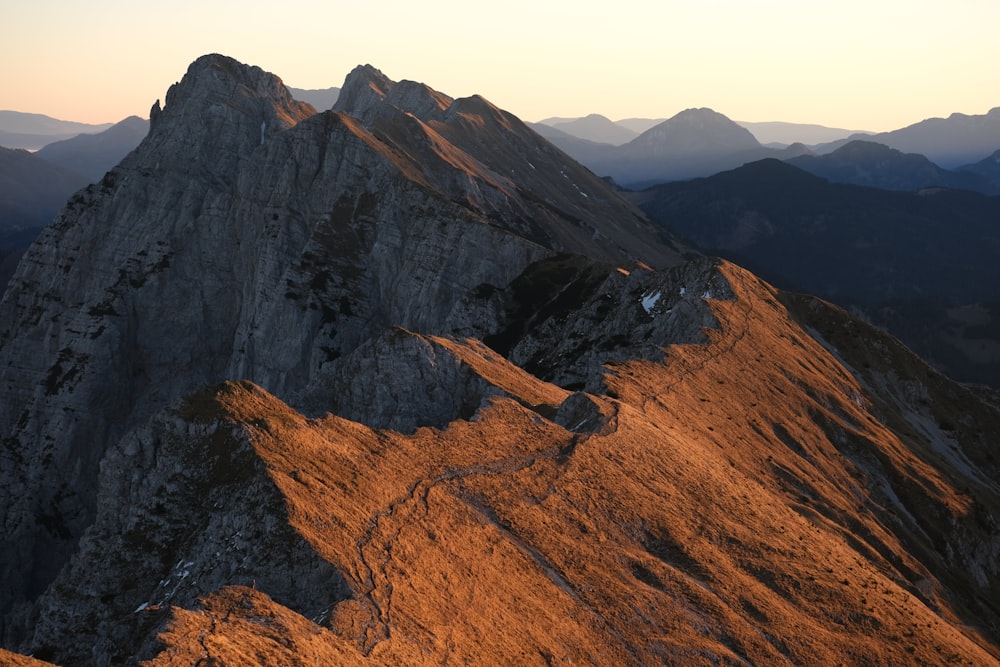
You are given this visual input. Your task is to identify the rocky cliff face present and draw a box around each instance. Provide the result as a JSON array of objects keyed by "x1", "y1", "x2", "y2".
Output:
[
  {"x1": 1, "y1": 55, "x2": 998, "y2": 666},
  {"x1": 0, "y1": 53, "x2": 681, "y2": 649},
  {"x1": 11, "y1": 259, "x2": 1000, "y2": 665},
  {"x1": 25, "y1": 388, "x2": 349, "y2": 665}
]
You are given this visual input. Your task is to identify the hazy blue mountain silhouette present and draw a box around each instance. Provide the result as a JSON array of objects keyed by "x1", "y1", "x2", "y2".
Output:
[
  {"x1": 1, "y1": 117, "x2": 151, "y2": 290},
  {"x1": 788, "y1": 140, "x2": 995, "y2": 194},
  {"x1": 959, "y1": 149, "x2": 1000, "y2": 191},
  {"x1": 613, "y1": 117, "x2": 664, "y2": 134},
  {"x1": 0, "y1": 147, "x2": 87, "y2": 230},
  {"x1": 539, "y1": 105, "x2": 1000, "y2": 184},
  {"x1": 529, "y1": 122, "x2": 620, "y2": 167},
  {"x1": 815, "y1": 107, "x2": 1000, "y2": 168},
  {"x1": 541, "y1": 108, "x2": 778, "y2": 187},
  {"x1": 0, "y1": 147, "x2": 89, "y2": 289},
  {"x1": 548, "y1": 114, "x2": 638, "y2": 145},
  {"x1": 0, "y1": 111, "x2": 113, "y2": 150},
  {"x1": 35, "y1": 116, "x2": 148, "y2": 183},
  {"x1": 736, "y1": 120, "x2": 867, "y2": 146},
  {"x1": 632, "y1": 158, "x2": 1000, "y2": 387},
  {"x1": 545, "y1": 115, "x2": 864, "y2": 151},
  {"x1": 287, "y1": 86, "x2": 340, "y2": 110}
]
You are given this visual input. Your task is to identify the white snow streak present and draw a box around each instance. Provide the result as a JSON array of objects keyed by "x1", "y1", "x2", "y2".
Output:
[{"x1": 641, "y1": 291, "x2": 661, "y2": 313}]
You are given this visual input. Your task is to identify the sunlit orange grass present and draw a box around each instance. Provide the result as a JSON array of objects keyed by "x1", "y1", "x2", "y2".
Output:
[
  {"x1": 146, "y1": 586, "x2": 365, "y2": 667},
  {"x1": 173, "y1": 265, "x2": 998, "y2": 665},
  {"x1": 0, "y1": 649, "x2": 57, "y2": 667}
]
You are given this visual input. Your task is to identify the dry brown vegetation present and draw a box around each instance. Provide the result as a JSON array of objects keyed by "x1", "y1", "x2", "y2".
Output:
[
  {"x1": 6, "y1": 55, "x2": 996, "y2": 666},
  {"x1": 132, "y1": 261, "x2": 1000, "y2": 665},
  {"x1": 0, "y1": 648, "x2": 58, "y2": 666}
]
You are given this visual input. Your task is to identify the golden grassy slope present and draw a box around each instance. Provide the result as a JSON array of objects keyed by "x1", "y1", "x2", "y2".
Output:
[
  {"x1": 0, "y1": 648, "x2": 57, "y2": 667},
  {"x1": 138, "y1": 261, "x2": 999, "y2": 666}
]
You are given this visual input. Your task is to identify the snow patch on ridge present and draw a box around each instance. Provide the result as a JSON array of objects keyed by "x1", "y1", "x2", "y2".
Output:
[{"x1": 641, "y1": 291, "x2": 661, "y2": 313}]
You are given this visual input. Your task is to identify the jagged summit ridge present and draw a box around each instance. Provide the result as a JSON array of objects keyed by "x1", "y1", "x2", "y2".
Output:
[
  {"x1": 334, "y1": 64, "x2": 452, "y2": 124},
  {"x1": 332, "y1": 64, "x2": 393, "y2": 121},
  {"x1": 159, "y1": 53, "x2": 313, "y2": 123},
  {"x1": 334, "y1": 62, "x2": 516, "y2": 132},
  {"x1": 144, "y1": 54, "x2": 315, "y2": 175},
  {"x1": 326, "y1": 64, "x2": 681, "y2": 265},
  {"x1": 0, "y1": 53, "x2": 682, "y2": 636},
  {"x1": 2, "y1": 54, "x2": 999, "y2": 665}
]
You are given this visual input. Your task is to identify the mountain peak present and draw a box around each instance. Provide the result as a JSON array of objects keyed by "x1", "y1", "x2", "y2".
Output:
[
  {"x1": 2, "y1": 52, "x2": 1000, "y2": 665},
  {"x1": 867, "y1": 106, "x2": 1000, "y2": 167},
  {"x1": 786, "y1": 139, "x2": 996, "y2": 193},
  {"x1": 831, "y1": 138, "x2": 904, "y2": 158},
  {"x1": 334, "y1": 66, "x2": 453, "y2": 125},
  {"x1": 163, "y1": 54, "x2": 304, "y2": 116},
  {"x1": 627, "y1": 107, "x2": 761, "y2": 158},
  {"x1": 548, "y1": 114, "x2": 638, "y2": 145},
  {"x1": 445, "y1": 93, "x2": 504, "y2": 123},
  {"x1": 332, "y1": 64, "x2": 394, "y2": 116},
  {"x1": 676, "y1": 106, "x2": 724, "y2": 117},
  {"x1": 662, "y1": 107, "x2": 756, "y2": 133},
  {"x1": 140, "y1": 53, "x2": 314, "y2": 176},
  {"x1": 780, "y1": 141, "x2": 813, "y2": 157}
]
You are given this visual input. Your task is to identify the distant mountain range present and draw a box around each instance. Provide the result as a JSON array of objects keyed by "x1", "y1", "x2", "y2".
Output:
[
  {"x1": 813, "y1": 108, "x2": 1000, "y2": 168},
  {"x1": 0, "y1": 117, "x2": 152, "y2": 290},
  {"x1": 287, "y1": 86, "x2": 340, "y2": 110},
  {"x1": 535, "y1": 106, "x2": 1000, "y2": 190},
  {"x1": 788, "y1": 140, "x2": 997, "y2": 194},
  {"x1": 0, "y1": 147, "x2": 88, "y2": 229},
  {"x1": 735, "y1": 120, "x2": 869, "y2": 146},
  {"x1": 2, "y1": 54, "x2": 1000, "y2": 665},
  {"x1": 0, "y1": 111, "x2": 114, "y2": 151},
  {"x1": 540, "y1": 106, "x2": 1000, "y2": 168},
  {"x1": 537, "y1": 108, "x2": 810, "y2": 187},
  {"x1": 0, "y1": 147, "x2": 90, "y2": 289},
  {"x1": 631, "y1": 158, "x2": 1000, "y2": 386},
  {"x1": 540, "y1": 114, "x2": 639, "y2": 145},
  {"x1": 35, "y1": 116, "x2": 148, "y2": 182},
  {"x1": 537, "y1": 115, "x2": 865, "y2": 147}
]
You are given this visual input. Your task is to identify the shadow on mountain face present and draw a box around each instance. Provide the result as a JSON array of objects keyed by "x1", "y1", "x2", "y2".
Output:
[{"x1": 632, "y1": 158, "x2": 1000, "y2": 387}]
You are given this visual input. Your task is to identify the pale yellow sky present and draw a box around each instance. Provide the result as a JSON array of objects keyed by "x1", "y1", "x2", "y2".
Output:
[{"x1": 2, "y1": 0, "x2": 998, "y2": 132}]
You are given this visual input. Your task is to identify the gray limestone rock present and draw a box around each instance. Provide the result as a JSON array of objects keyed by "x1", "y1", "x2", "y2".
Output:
[
  {"x1": 0, "y1": 53, "x2": 685, "y2": 636},
  {"x1": 313, "y1": 328, "x2": 508, "y2": 433},
  {"x1": 1, "y1": 53, "x2": 999, "y2": 665},
  {"x1": 494, "y1": 255, "x2": 732, "y2": 393},
  {"x1": 0, "y1": 55, "x2": 318, "y2": 622},
  {"x1": 17, "y1": 384, "x2": 347, "y2": 665}
]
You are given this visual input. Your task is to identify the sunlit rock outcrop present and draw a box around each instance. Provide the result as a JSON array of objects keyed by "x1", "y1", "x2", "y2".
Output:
[{"x1": 1, "y1": 55, "x2": 997, "y2": 666}]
